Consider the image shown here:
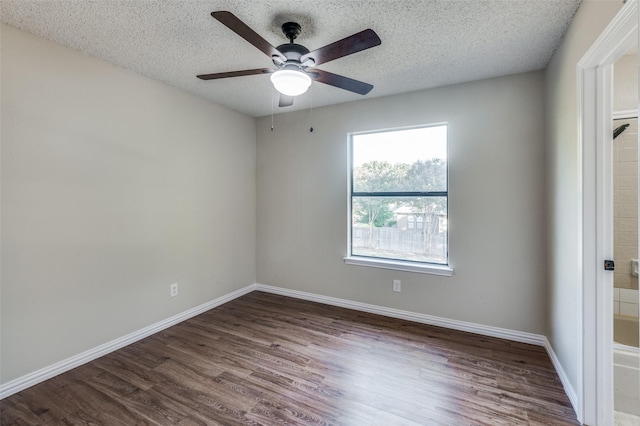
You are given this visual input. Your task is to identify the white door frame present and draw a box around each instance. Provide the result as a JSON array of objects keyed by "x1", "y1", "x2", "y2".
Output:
[{"x1": 578, "y1": 1, "x2": 638, "y2": 424}]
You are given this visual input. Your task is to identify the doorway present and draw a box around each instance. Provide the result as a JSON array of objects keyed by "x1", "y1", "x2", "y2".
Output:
[
  {"x1": 612, "y1": 52, "x2": 639, "y2": 424},
  {"x1": 579, "y1": 0, "x2": 638, "y2": 424}
]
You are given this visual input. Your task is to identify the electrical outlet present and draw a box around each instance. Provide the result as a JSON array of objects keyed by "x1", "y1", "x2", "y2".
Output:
[
  {"x1": 393, "y1": 280, "x2": 401, "y2": 292},
  {"x1": 170, "y1": 283, "x2": 178, "y2": 297}
]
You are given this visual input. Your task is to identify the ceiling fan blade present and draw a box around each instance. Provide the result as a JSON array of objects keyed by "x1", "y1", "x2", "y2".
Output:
[
  {"x1": 197, "y1": 68, "x2": 272, "y2": 80},
  {"x1": 301, "y1": 29, "x2": 381, "y2": 66},
  {"x1": 311, "y1": 69, "x2": 374, "y2": 95},
  {"x1": 279, "y1": 95, "x2": 294, "y2": 107},
  {"x1": 212, "y1": 11, "x2": 285, "y2": 60}
]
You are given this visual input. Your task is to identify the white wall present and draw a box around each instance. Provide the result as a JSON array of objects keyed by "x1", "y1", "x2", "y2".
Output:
[
  {"x1": 256, "y1": 71, "x2": 547, "y2": 335},
  {"x1": 545, "y1": 0, "x2": 624, "y2": 397},
  {"x1": 0, "y1": 24, "x2": 257, "y2": 383}
]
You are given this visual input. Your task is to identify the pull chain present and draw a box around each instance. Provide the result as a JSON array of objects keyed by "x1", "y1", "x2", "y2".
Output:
[{"x1": 309, "y1": 83, "x2": 314, "y2": 133}]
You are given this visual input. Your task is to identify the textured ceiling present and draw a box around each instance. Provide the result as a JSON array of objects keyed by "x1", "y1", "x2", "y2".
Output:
[{"x1": 0, "y1": 0, "x2": 582, "y2": 117}]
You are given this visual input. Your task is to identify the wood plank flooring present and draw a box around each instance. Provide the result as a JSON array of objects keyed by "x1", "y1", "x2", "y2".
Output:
[{"x1": 1, "y1": 291, "x2": 579, "y2": 425}]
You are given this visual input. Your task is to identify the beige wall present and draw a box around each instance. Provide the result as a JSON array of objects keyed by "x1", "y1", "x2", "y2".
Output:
[
  {"x1": 613, "y1": 117, "x2": 639, "y2": 293},
  {"x1": 256, "y1": 71, "x2": 547, "y2": 334},
  {"x1": 613, "y1": 55, "x2": 639, "y2": 322},
  {"x1": 614, "y1": 54, "x2": 639, "y2": 112},
  {"x1": 2, "y1": 0, "x2": 628, "y2": 400},
  {"x1": 0, "y1": 24, "x2": 257, "y2": 382},
  {"x1": 545, "y1": 0, "x2": 624, "y2": 397}
]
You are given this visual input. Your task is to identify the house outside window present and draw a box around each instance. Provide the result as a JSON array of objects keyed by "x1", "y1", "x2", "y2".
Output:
[{"x1": 345, "y1": 124, "x2": 452, "y2": 275}]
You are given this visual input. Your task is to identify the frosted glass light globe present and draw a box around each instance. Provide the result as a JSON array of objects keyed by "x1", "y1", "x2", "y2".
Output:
[{"x1": 270, "y1": 70, "x2": 312, "y2": 96}]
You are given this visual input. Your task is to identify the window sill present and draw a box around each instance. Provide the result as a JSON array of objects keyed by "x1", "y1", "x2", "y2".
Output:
[{"x1": 343, "y1": 256, "x2": 454, "y2": 276}]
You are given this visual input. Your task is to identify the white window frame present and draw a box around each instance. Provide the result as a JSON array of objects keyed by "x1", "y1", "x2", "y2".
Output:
[{"x1": 344, "y1": 124, "x2": 454, "y2": 276}]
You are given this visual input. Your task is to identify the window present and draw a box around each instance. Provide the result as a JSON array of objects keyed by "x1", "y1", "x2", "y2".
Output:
[
  {"x1": 408, "y1": 216, "x2": 416, "y2": 229},
  {"x1": 345, "y1": 124, "x2": 452, "y2": 276}
]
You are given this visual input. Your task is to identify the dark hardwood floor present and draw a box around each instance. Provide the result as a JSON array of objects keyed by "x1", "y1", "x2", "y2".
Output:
[{"x1": 1, "y1": 291, "x2": 579, "y2": 425}]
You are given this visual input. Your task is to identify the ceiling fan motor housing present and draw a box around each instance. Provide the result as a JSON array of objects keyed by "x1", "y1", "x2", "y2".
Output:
[
  {"x1": 274, "y1": 43, "x2": 310, "y2": 65},
  {"x1": 271, "y1": 22, "x2": 316, "y2": 70}
]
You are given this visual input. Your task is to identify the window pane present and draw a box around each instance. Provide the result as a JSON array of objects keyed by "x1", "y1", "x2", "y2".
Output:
[
  {"x1": 351, "y1": 196, "x2": 447, "y2": 264},
  {"x1": 352, "y1": 126, "x2": 447, "y2": 193}
]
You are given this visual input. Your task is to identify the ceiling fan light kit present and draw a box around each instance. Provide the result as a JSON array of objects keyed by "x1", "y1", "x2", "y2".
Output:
[
  {"x1": 270, "y1": 69, "x2": 312, "y2": 96},
  {"x1": 197, "y1": 11, "x2": 381, "y2": 107}
]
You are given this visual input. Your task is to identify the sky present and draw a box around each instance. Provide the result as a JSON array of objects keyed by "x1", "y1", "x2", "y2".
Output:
[{"x1": 351, "y1": 125, "x2": 447, "y2": 167}]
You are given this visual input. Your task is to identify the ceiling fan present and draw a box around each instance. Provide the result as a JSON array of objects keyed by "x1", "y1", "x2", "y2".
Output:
[{"x1": 197, "y1": 11, "x2": 382, "y2": 107}]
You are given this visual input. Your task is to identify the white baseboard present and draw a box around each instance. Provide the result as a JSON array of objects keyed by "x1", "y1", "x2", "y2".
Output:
[
  {"x1": 0, "y1": 284, "x2": 256, "y2": 400},
  {"x1": 1, "y1": 281, "x2": 579, "y2": 423},
  {"x1": 255, "y1": 283, "x2": 546, "y2": 345},
  {"x1": 543, "y1": 338, "x2": 580, "y2": 421}
]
